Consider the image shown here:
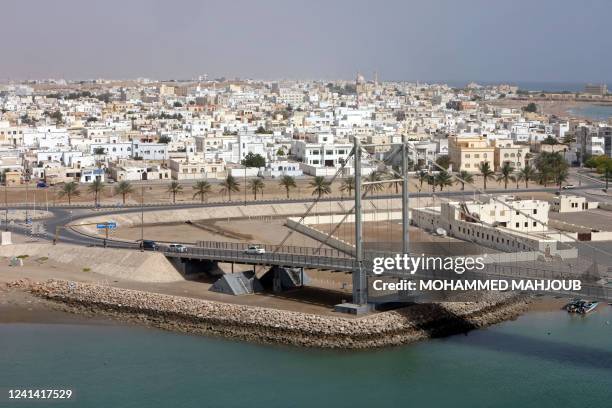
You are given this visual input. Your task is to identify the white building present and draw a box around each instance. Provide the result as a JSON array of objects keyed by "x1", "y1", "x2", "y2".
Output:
[{"x1": 292, "y1": 133, "x2": 352, "y2": 168}]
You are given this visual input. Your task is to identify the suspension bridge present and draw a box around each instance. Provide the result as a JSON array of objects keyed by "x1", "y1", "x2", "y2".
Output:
[{"x1": 156, "y1": 135, "x2": 612, "y2": 311}]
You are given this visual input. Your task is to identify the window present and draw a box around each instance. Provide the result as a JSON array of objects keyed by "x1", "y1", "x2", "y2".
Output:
[
  {"x1": 533, "y1": 209, "x2": 537, "y2": 214},
  {"x1": 533, "y1": 222, "x2": 537, "y2": 227},
  {"x1": 515, "y1": 222, "x2": 519, "y2": 228}
]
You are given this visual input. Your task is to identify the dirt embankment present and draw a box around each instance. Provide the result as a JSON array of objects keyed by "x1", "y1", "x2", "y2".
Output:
[
  {"x1": 0, "y1": 243, "x2": 183, "y2": 283},
  {"x1": 7, "y1": 279, "x2": 530, "y2": 349}
]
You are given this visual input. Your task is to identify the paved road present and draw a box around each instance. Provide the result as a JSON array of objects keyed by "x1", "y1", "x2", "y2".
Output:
[{"x1": 3, "y1": 183, "x2": 604, "y2": 249}]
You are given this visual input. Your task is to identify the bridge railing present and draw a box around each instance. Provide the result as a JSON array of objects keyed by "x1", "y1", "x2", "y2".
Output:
[
  {"x1": 165, "y1": 245, "x2": 357, "y2": 271},
  {"x1": 194, "y1": 240, "x2": 353, "y2": 259}
]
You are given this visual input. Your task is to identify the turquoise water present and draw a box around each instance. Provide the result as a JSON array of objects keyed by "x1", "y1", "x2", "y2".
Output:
[
  {"x1": 568, "y1": 104, "x2": 612, "y2": 120},
  {"x1": 1, "y1": 307, "x2": 612, "y2": 408}
]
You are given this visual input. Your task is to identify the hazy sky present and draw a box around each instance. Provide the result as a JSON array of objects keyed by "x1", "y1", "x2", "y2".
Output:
[{"x1": 2, "y1": 0, "x2": 612, "y2": 82}]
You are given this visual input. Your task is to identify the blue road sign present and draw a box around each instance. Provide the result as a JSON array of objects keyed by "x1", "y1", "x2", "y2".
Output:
[{"x1": 96, "y1": 222, "x2": 117, "y2": 229}]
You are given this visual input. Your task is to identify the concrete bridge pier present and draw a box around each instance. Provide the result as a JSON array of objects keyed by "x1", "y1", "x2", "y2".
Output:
[
  {"x1": 171, "y1": 258, "x2": 224, "y2": 278},
  {"x1": 260, "y1": 266, "x2": 309, "y2": 292}
]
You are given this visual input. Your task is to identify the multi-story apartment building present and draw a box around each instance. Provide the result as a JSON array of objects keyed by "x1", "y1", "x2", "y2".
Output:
[
  {"x1": 448, "y1": 135, "x2": 494, "y2": 172},
  {"x1": 574, "y1": 125, "x2": 611, "y2": 163},
  {"x1": 492, "y1": 139, "x2": 530, "y2": 171},
  {"x1": 292, "y1": 132, "x2": 352, "y2": 168}
]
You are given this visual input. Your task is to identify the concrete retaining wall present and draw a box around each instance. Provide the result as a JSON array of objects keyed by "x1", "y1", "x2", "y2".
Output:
[
  {"x1": 0, "y1": 243, "x2": 183, "y2": 282},
  {"x1": 74, "y1": 200, "x2": 407, "y2": 236}
]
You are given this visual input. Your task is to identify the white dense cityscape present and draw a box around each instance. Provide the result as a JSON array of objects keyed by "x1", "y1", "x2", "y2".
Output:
[
  {"x1": 2, "y1": 1, "x2": 612, "y2": 407},
  {"x1": 0, "y1": 76, "x2": 609, "y2": 189}
]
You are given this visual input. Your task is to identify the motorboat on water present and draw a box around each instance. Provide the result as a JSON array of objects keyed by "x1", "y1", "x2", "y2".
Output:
[{"x1": 566, "y1": 299, "x2": 599, "y2": 314}]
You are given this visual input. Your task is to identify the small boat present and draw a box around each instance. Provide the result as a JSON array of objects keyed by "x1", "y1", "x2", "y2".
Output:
[
  {"x1": 577, "y1": 301, "x2": 599, "y2": 314},
  {"x1": 565, "y1": 298, "x2": 584, "y2": 313}
]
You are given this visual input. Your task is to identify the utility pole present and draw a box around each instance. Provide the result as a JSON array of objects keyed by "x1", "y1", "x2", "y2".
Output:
[
  {"x1": 352, "y1": 136, "x2": 366, "y2": 305},
  {"x1": 140, "y1": 185, "x2": 145, "y2": 251},
  {"x1": 25, "y1": 181, "x2": 29, "y2": 222},
  {"x1": 4, "y1": 181, "x2": 8, "y2": 232},
  {"x1": 402, "y1": 134, "x2": 410, "y2": 255}
]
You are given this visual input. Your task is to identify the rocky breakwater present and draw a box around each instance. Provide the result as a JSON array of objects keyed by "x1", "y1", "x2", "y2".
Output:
[{"x1": 11, "y1": 279, "x2": 529, "y2": 349}]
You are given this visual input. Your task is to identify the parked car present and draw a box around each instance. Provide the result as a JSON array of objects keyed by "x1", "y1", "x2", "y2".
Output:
[
  {"x1": 142, "y1": 240, "x2": 158, "y2": 251},
  {"x1": 168, "y1": 244, "x2": 187, "y2": 253},
  {"x1": 244, "y1": 245, "x2": 265, "y2": 255},
  {"x1": 562, "y1": 184, "x2": 575, "y2": 190}
]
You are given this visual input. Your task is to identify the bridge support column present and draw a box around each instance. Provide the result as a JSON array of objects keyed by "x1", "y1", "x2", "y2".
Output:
[
  {"x1": 402, "y1": 134, "x2": 410, "y2": 255},
  {"x1": 352, "y1": 136, "x2": 367, "y2": 305}
]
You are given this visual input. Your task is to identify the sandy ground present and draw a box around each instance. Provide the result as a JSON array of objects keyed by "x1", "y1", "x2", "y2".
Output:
[
  {"x1": 488, "y1": 98, "x2": 612, "y2": 120},
  {"x1": 112, "y1": 218, "x2": 335, "y2": 248},
  {"x1": 549, "y1": 208, "x2": 612, "y2": 231},
  {"x1": 3, "y1": 175, "x2": 570, "y2": 206},
  {"x1": 313, "y1": 222, "x2": 499, "y2": 256},
  {"x1": 0, "y1": 234, "x2": 352, "y2": 316}
]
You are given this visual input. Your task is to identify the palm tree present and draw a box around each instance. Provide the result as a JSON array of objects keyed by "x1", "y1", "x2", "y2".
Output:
[
  {"x1": 537, "y1": 168, "x2": 553, "y2": 187},
  {"x1": 339, "y1": 176, "x2": 355, "y2": 197},
  {"x1": 166, "y1": 181, "x2": 183, "y2": 203},
  {"x1": 365, "y1": 170, "x2": 385, "y2": 195},
  {"x1": 435, "y1": 170, "x2": 453, "y2": 191},
  {"x1": 57, "y1": 181, "x2": 80, "y2": 205},
  {"x1": 192, "y1": 180, "x2": 211, "y2": 203},
  {"x1": 478, "y1": 162, "x2": 495, "y2": 190},
  {"x1": 517, "y1": 164, "x2": 537, "y2": 188},
  {"x1": 435, "y1": 170, "x2": 453, "y2": 192},
  {"x1": 427, "y1": 174, "x2": 436, "y2": 193},
  {"x1": 219, "y1": 175, "x2": 240, "y2": 201},
  {"x1": 387, "y1": 165, "x2": 403, "y2": 194},
  {"x1": 310, "y1": 176, "x2": 332, "y2": 199},
  {"x1": 417, "y1": 170, "x2": 428, "y2": 190},
  {"x1": 248, "y1": 178, "x2": 265, "y2": 200},
  {"x1": 114, "y1": 180, "x2": 134, "y2": 204},
  {"x1": 554, "y1": 168, "x2": 569, "y2": 189},
  {"x1": 278, "y1": 175, "x2": 296, "y2": 199},
  {"x1": 87, "y1": 179, "x2": 105, "y2": 206},
  {"x1": 496, "y1": 162, "x2": 516, "y2": 190},
  {"x1": 455, "y1": 170, "x2": 474, "y2": 191}
]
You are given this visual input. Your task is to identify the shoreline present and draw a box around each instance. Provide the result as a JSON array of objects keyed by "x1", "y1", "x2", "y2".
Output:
[{"x1": 3, "y1": 279, "x2": 532, "y2": 349}]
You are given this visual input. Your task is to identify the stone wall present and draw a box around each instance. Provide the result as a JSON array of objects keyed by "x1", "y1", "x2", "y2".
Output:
[{"x1": 12, "y1": 279, "x2": 530, "y2": 349}]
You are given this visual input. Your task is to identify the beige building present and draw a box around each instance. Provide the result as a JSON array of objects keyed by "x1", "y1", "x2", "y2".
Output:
[
  {"x1": 4, "y1": 170, "x2": 22, "y2": 185},
  {"x1": 412, "y1": 196, "x2": 561, "y2": 254},
  {"x1": 169, "y1": 158, "x2": 226, "y2": 180},
  {"x1": 551, "y1": 195, "x2": 598, "y2": 213},
  {"x1": 448, "y1": 135, "x2": 494, "y2": 172},
  {"x1": 492, "y1": 139, "x2": 530, "y2": 171}
]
